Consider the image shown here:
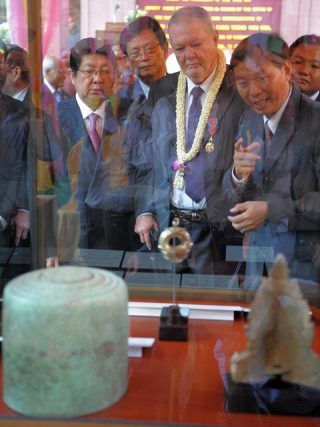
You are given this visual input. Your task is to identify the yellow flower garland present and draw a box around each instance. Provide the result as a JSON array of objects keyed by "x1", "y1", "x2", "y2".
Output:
[{"x1": 173, "y1": 49, "x2": 227, "y2": 189}]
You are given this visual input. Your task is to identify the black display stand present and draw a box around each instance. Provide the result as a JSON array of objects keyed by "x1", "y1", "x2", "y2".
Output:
[
  {"x1": 159, "y1": 305, "x2": 189, "y2": 341},
  {"x1": 224, "y1": 373, "x2": 320, "y2": 416}
]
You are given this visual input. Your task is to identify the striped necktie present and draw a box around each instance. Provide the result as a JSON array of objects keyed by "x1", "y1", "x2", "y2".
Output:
[{"x1": 264, "y1": 121, "x2": 273, "y2": 145}]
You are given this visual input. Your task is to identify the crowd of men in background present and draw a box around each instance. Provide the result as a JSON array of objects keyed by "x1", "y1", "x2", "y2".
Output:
[{"x1": 1, "y1": 6, "x2": 320, "y2": 290}]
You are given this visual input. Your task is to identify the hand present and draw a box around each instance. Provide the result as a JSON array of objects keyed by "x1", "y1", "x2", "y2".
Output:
[
  {"x1": 228, "y1": 201, "x2": 268, "y2": 232},
  {"x1": 134, "y1": 214, "x2": 159, "y2": 250},
  {"x1": 46, "y1": 257, "x2": 59, "y2": 268},
  {"x1": 11, "y1": 211, "x2": 30, "y2": 246},
  {"x1": 233, "y1": 138, "x2": 261, "y2": 180},
  {"x1": 126, "y1": 253, "x2": 139, "y2": 276},
  {"x1": 112, "y1": 71, "x2": 123, "y2": 94}
]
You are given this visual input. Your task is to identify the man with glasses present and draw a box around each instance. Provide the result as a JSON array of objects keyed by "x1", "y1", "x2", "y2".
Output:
[
  {"x1": 134, "y1": 7, "x2": 246, "y2": 274},
  {"x1": 57, "y1": 38, "x2": 140, "y2": 253},
  {"x1": 118, "y1": 17, "x2": 179, "y2": 252},
  {"x1": 119, "y1": 16, "x2": 169, "y2": 115}
]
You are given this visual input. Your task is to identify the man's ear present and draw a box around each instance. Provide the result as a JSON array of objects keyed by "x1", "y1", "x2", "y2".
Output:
[
  {"x1": 13, "y1": 66, "x2": 21, "y2": 82},
  {"x1": 163, "y1": 45, "x2": 169, "y2": 61},
  {"x1": 213, "y1": 29, "x2": 219, "y2": 45},
  {"x1": 283, "y1": 60, "x2": 292, "y2": 81},
  {"x1": 70, "y1": 71, "x2": 76, "y2": 87}
]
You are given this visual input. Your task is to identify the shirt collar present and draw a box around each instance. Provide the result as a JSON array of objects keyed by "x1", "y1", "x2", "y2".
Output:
[
  {"x1": 75, "y1": 93, "x2": 106, "y2": 121},
  {"x1": 187, "y1": 67, "x2": 216, "y2": 98},
  {"x1": 138, "y1": 78, "x2": 150, "y2": 99},
  {"x1": 310, "y1": 90, "x2": 319, "y2": 101},
  {"x1": 263, "y1": 85, "x2": 292, "y2": 134},
  {"x1": 13, "y1": 87, "x2": 28, "y2": 101},
  {"x1": 44, "y1": 79, "x2": 55, "y2": 94}
]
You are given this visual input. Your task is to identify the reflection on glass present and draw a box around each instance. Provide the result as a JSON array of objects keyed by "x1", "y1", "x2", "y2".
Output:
[{"x1": 0, "y1": 0, "x2": 319, "y2": 301}]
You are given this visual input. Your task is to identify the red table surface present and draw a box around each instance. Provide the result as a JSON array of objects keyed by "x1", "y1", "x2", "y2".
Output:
[{"x1": 0, "y1": 308, "x2": 320, "y2": 427}]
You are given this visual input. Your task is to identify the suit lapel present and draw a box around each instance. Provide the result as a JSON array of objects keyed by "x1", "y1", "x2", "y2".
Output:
[
  {"x1": 202, "y1": 78, "x2": 238, "y2": 191},
  {"x1": 203, "y1": 77, "x2": 236, "y2": 144},
  {"x1": 102, "y1": 101, "x2": 119, "y2": 138},
  {"x1": 99, "y1": 104, "x2": 128, "y2": 189},
  {"x1": 264, "y1": 87, "x2": 298, "y2": 173}
]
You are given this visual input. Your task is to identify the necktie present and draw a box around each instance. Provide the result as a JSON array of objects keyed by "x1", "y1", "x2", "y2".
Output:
[
  {"x1": 54, "y1": 90, "x2": 62, "y2": 103},
  {"x1": 264, "y1": 121, "x2": 273, "y2": 145},
  {"x1": 88, "y1": 113, "x2": 101, "y2": 154},
  {"x1": 185, "y1": 86, "x2": 205, "y2": 203}
]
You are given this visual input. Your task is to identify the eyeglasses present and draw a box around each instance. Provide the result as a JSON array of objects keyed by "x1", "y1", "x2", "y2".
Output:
[
  {"x1": 127, "y1": 43, "x2": 160, "y2": 61},
  {"x1": 78, "y1": 68, "x2": 115, "y2": 78}
]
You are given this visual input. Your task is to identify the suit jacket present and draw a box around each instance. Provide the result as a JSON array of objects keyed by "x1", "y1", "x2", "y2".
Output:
[
  {"x1": 140, "y1": 72, "x2": 247, "y2": 232},
  {"x1": 117, "y1": 79, "x2": 145, "y2": 124},
  {"x1": 148, "y1": 72, "x2": 179, "y2": 108},
  {"x1": 58, "y1": 97, "x2": 135, "y2": 242},
  {"x1": 122, "y1": 73, "x2": 180, "y2": 219},
  {"x1": 0, "y1": 93, "x2": 28, "y2": 228},
  {"x1": 224, "y1": 86, "x2": 320, "y2": 278}
]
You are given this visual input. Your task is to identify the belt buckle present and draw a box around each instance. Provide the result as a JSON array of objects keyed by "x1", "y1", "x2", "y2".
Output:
[{"x1": 192, "y1": 211, "x2": 200, "y2": 222}]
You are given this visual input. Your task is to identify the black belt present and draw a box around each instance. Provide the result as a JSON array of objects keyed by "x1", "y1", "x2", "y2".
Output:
[{"x1": 170, "y1": 207, "x2": 208, "y2": 224}]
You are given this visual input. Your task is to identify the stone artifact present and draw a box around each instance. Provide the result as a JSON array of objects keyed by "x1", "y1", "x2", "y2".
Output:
[
  {"x1": 231, "y1": 254, "x2": 320, "y2": 388},
  {"x1": 2, "y1": 266, "x2": 128, "y2": 418}
]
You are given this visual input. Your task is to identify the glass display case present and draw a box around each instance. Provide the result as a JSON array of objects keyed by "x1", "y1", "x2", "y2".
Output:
[{"x1": 0, "y1": 0, "x2": 320, "y2": 425}]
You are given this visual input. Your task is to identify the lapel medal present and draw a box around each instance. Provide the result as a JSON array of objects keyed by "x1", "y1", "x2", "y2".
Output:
[{"x1": 205, "y1": 117, "x2": 218, "y2": 153}]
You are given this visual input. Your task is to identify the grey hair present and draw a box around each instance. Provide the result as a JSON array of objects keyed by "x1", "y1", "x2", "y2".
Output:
[
  {"x1": 42, "y1": 56, "x2": 58, "y2": 76},
  {"x1": 168, "y1": 6, "x2": 214, "y2": 34}
]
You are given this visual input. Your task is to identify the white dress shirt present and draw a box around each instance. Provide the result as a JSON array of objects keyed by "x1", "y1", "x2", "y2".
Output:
[
  {"x1": 139, "y1": 79, "x2": 151, "y2": 99},
  {"x1": 75, "y1": 93, "x2": 106, "y2": 138},
  {"x1": 310, "y1": 90, "x2": 319, "y2": 101},
  {"x1": 13, "y1": 87, "x2": 29, "y2": 102},
  {"x1": 171, "y1": 68, "x2": 216, "y2": 210},
  {"x1": 44, "y1": 78, "x2": 55, "y2": 94}
]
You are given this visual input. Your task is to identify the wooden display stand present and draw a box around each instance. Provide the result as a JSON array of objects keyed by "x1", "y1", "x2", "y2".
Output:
[{"x1": 0, "y1": 309, "x2": 320, "y2": 426}]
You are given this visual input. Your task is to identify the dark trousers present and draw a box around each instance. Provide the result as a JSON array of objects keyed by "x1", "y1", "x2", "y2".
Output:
[
  {"x1": 83, "y1": 208, "x2": 141, "y2": 251},
  {"x1": 0, "y1": 227, "x2": 31, "y2": 294},
  {"x1": 169, "y1": 210, "x2": 242, "y2": 275}
]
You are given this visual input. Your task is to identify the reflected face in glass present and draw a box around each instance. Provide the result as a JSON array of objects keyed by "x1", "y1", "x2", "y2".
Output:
[
  {"x1": 290, "y1": 44, "x2": 320, "y2": 96},
  {"x1": 71, "y1": 53, "x2": 114, "y2": 110},
  {"x1": 234, "y1": 58, "x2": 292, "y2": 118},
  {"x1": 169, "y1": 17, "x2": 218, "y2": 85},
  {"x1": 47, "y1": 60, "x2": 66, "y2": 89},
  {"x1": 0, "y1": 52, "x2": 7, "y2": 89},
  {"x1": 126, "y1": 28, "x2": 167, "y2": 85}
]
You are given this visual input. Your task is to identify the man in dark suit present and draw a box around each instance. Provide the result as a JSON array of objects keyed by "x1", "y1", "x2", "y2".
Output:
[
  {"x1": 43, "y1": 55, "x2": 69, "y2": 103},
  {"x1": 290, "y1": 34, "x2": 320, "y2": 102},
  {"x1": 135, "y1": 6, "x2": 246, "y2": 274},
  {"x1": 119, "y1": 17, "x2": 178, "y2": 242},
  {"x1": 0, "y1": 92, "x2": 28, "y2": 245},
  {"x1": 118, "y1": 16, "x2": 169, "y2": 122},
  {"x1": 2, "y1": 46, "x2": 30, "y2": 242},
  {"x1": 2, "y1": 44, "x2": 67, "y2": 208},
  {"x1": 0, "y1": 91, "x2": 29, "y2": 289},
  {"x1": 58, "y1": 38, "x2": 139, "y2": 251},
  {"x1": 224, "y1": 32, "x2": 320, "y2": 287}
]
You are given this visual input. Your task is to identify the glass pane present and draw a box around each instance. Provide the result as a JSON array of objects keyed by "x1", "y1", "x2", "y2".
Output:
[
  {"x1": 1, "y1": 1, "x2": 320, "y2": 426},
  {"x1": 0, "y1": 0, "x2": 319, "y2": 302}
]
